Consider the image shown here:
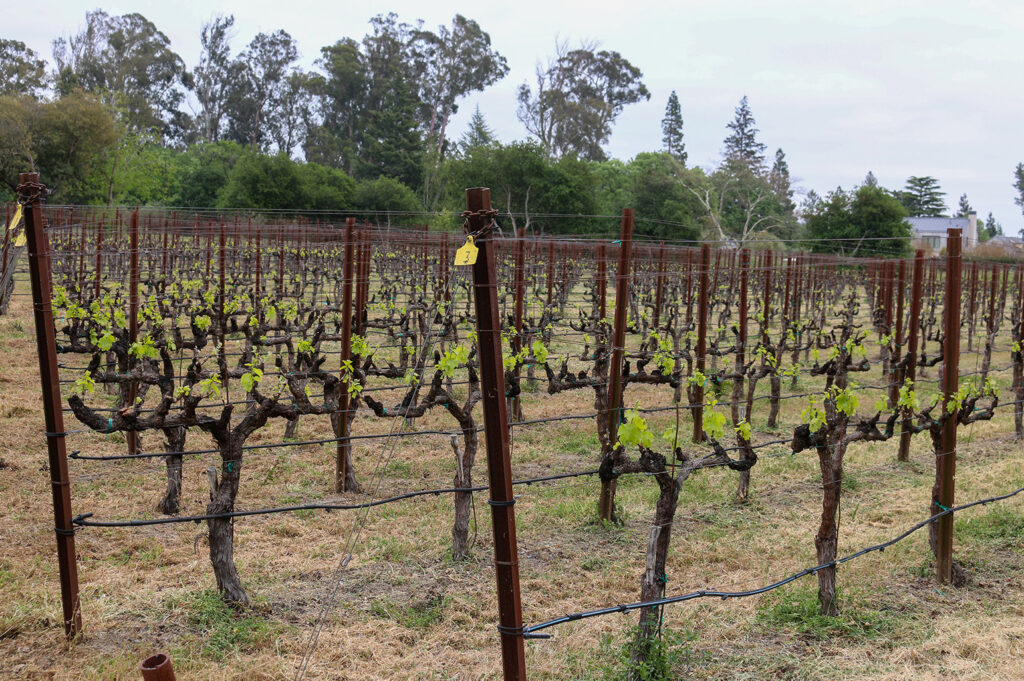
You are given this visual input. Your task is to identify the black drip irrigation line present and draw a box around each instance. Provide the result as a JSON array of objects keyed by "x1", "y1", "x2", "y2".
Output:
[
  {"x1": 71, "y1": 469, "x2": 600, "y2": 528},
  {"x1": 517, "y1": 485, "x2": 1024, "y2": 638}
]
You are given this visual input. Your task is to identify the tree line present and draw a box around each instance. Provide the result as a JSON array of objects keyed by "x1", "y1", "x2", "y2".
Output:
[{"x1": 1, "y1": 10, "x2": 1020, "y2": 252}]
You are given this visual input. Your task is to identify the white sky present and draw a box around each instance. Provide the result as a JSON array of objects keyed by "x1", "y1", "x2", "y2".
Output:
[{"x1": 16, "y1": 0, "x2": 1024, "y2": 230}]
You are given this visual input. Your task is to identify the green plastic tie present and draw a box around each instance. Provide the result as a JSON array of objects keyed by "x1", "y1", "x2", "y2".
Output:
[{"x1": 935, "y1": 502, "x2": 950, "y2": 512}]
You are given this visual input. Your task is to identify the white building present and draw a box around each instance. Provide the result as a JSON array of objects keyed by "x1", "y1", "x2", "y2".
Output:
[{"x1": 906, "y1": 211, "x2": 977, "y2": 250}]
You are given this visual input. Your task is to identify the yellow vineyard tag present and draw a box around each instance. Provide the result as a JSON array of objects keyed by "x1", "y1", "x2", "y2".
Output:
[
  {"x1": 14, "y1": 231, "x2": 26, "y2": 247},
  {"x1": 4, "y1": 205, "x2": 22, "y2": 236},
  {"x1": 454, "y1": 235, "x2": 479, "y2": 266}
]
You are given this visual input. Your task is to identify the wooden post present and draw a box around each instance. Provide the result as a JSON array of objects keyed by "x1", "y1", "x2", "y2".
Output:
[
  {"x1": 463, "y1": 188, "x2": 526, "y2": 681},
  {"x1": 18, "y1": 173, "x2": 82, "y2": 638},
  {"x1": 937, "y1": 229, "x2": 962, "y2": 584}
]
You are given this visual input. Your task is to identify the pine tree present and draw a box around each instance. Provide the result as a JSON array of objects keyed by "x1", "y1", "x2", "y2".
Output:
[
  {"x1": 661, "y1": 90, "x2": 686, "y2": 165},
  {"x1": 769, "y1": 148, "x2": 794, "y2": 214},
  {"x1": 897, "y1": 176, "x2": 946, "y2": 217},
  {"x1": 722, "y1": 95, "x2": 766, "y2": 172},
  {"x1": 1014, "y1": 163, "x2": 1024, "y2": 216},
  {"x1": 802, "y1": 188, "x2": 822, "y2": 215},
  {"x1": 977, "y1": 211, "x2": 1003, "y2": 242},
  {"x1": 863, "y1": 171, "x2": 878, "y2": 187},
  {"x1": 459, "y1": 104, "x2": 496, "y2": 152},
  {"x1": 953, "y1": 193, "x2": 972, "y2": 218}
]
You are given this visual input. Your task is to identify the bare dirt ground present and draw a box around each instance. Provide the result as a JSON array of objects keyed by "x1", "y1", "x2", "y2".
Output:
[{"x1": 1, "y1": 273, "x2": 1022, "y2": 680}]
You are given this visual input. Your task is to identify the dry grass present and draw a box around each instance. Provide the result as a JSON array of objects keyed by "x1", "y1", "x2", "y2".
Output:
[{"x1": 0, "y1": 274, "x2": 1022, "y2": 680}]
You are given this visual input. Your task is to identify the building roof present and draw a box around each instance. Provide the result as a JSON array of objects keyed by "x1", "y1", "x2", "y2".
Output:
[{"x1": 906, "y1": 216, "x2": 970, "y2": 235}]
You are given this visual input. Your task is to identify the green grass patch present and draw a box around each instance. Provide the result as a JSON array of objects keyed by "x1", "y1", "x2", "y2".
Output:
[
  {"x1": 167, "y1": 590, "x2": 283, "y2": 662},
  {"x1": 370, "y1": 593, "x2": 449, "y2": 628},
  {"x1": 756, "y1": 586, "x2": 904, "y2": 640},
  {"x1": 588, "y1": 625, "x2": 700, "y2": 681},
  {"x1": 956, "y1": 506, "x2": 1024, "y2": 551}
]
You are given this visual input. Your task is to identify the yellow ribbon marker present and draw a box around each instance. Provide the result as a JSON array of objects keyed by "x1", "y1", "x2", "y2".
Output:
[
  {"x1": 4, "y1": 205, "x2": 22, "y2": 236},
  {"x1": 454, "y1": 235, "x2": 479, "y2": 266},
  {"x1": 7, "y1": 205, "x2": 26, "y2": 246}
]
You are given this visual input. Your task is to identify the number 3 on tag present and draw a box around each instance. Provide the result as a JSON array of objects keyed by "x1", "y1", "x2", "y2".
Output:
[{"x1": 454, "y1": 235, "x2": 479, "y2": 266}]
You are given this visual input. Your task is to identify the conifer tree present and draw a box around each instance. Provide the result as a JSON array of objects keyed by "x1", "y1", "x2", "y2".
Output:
[
  {"x1": 897, "y1": 176, "x2": 946, "y2": 217},
  {"x1": 955, "y1": 193, "x2": 972, "y2": 218},
  {"x1": 661, "y1": 90, "x2": 686, "y2": 165},
  {"x1": 770, "y1": 148, "x2": 794, "y2": 214},
  {"x1": 459, "y1": 104, "x2": 496, "y2": 152},
  {"x1": 722, "y1": 95, "x2": 766, "y2": 172},
  {"x1": 1014, "y1": 163, "x2": 1024, "y2": 217}
]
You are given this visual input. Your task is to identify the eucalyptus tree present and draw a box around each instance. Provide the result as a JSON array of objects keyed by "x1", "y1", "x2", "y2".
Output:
[
  {"x1": 0, "y1": 39, "x2": 49, "y2": 98},
  {"x1": 52, "y1": 10, "x2": 189, "y2": 138},
  {"x1": 517, "y1": 40, "x2": 649, "y2": 160}
]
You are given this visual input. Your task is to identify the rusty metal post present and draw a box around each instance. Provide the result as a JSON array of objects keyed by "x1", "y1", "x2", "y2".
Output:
[
  {"x1": 545, "y1": 239, "x2": 555, "y2": 308},
  {"x1": 891, "y1": 258, "x2": 906, "y2": 406},
  {"x1": 967, "y1": 260, "x2": 978, "y2": 351},
  {"x1": 732, "y1": 249, "x2": 749, "y2": 425},
  {"x1": 19, "y1": 173, "x2": 82, "y2": 638},
  {"x1": 511, "y1": 227, "x2": 526, "y2": 419},
  {"x1": 898, "y1": 251, "x2": 923, "y2": 461},
  {"x1": 277, "y1": 225, "x2": 285, "y2": 295},
  {"x1": 94, "y1": 219, "x2": 103, "y2": 299},
  {"x1": 140, "y1": 653, "x2": 176, "y2": 681},
  {"x1": 693, "y1": 243, "x2": 710, "y2": 443},
  {"x1": 463, "y1": 188, "x2": 526, "y2": 681},
  {"x1": 937, "y1": 229, "x2": 962, "y2": 584},
  {"x1": 761, "y1": 250, "x2": 773, "y2": 342},
  {"x1": 653, "y1": 243, "x2": 666, "y2": 330},
  {"x1": 599, "y1": 210, "x2": 634, "y2": 522},
  {"x1": 336, "y1": 218, "x2": 356, "y2": 493},
  {"x1": 685, "y1": 248, "x2": 694, "y2": 325},
  {"x1": 126, "y1": 210, "x2": 140, "y2": 456},
  {"x1": 359, "y1": 229, "x2": 371, "y2": 332},
  {"x1": 77, "y1": 214, "x2": 86, "y2": 293},
  {"x1": 218, "y1": 222, "x2": 227, "y2": 397},
  {"x1": 255, "y1": 226, "x2": 262, "y2": 299},
  {"x1": 161, "y1": 219, "x2": 168, "y2": 278}
]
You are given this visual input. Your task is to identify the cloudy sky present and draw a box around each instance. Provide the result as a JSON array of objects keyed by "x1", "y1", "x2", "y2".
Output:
[{"x1": 16, "y1": 1, "x2": 1024, "y2": 230}]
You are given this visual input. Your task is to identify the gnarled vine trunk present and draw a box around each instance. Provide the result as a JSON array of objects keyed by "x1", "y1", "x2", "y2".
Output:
[
  {"x1": 207, "y1": 439, "x2": 247, "y2": 605},
  {"x1": 814, "y1": 436, "x2": 843, "y2": 616},
  {"x1": 451, "y1": 433, "x2": 477, "y2": 559},
  {"x1": 156, "y1": 426, "x2": 186, "y2": 515}
]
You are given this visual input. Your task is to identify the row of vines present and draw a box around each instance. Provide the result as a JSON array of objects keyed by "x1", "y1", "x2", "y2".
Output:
[{"x1": 9, "y1": 191, "x2": 1024, "y2": 676}]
